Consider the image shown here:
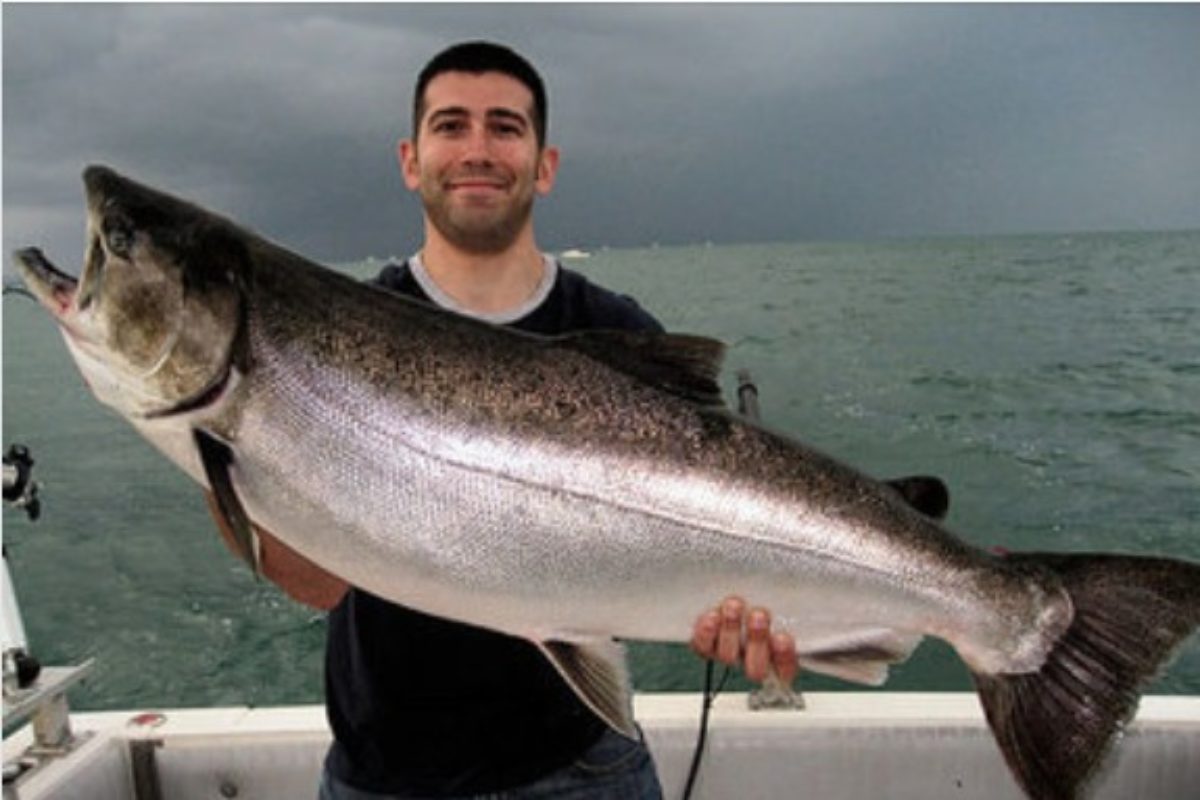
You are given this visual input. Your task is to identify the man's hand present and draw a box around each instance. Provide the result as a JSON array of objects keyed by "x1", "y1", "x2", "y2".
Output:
[
  {"x1": 690, "y1": 595, "x2": 798, "y2": 684},
  {"x1": 203, "y1": 491, "x2": 350, "y2": 610}
]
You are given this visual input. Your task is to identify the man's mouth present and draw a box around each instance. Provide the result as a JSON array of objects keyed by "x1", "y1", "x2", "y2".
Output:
[
  {"x1": 451, "y1": 183, "x2": 505, "y2": 192},
  {"x1": 445, "y1": 173, "x2": 510, "y2": 193}
]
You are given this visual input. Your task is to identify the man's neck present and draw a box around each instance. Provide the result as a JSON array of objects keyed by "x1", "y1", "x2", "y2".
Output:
[{"x1": 418, "y1": 235, "x2": 547, "y2": 315}]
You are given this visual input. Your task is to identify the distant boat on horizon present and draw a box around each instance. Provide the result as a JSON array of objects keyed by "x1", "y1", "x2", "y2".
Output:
[{"x1": 560, "y1": 248, "x2": 591, "y2": 260}]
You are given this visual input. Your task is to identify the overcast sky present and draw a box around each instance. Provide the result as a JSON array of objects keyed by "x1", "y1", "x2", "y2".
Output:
[{"x1": 4, "y1": 3, "x2": 1200, "y2": 267}]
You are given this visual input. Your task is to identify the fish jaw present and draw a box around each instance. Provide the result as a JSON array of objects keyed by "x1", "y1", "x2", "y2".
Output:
[
  {"x1": 13, "y1": 245, "x2": 125, "y2": 405},
  {"x1": 15, "y1": 247, "x2": 84, "y2": 330}
]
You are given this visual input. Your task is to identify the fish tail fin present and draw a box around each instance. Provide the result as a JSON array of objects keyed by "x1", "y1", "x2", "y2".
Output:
[{"x1": 971, "y1": 553, "x2": 1200, "y2": 800}]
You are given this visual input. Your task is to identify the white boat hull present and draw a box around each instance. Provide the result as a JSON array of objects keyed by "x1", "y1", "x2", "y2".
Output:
[{"x1": 5, "y1": 693, "x2": 1199, "y2": 800}]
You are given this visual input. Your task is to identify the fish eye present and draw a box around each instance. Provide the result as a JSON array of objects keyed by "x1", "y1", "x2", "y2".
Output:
[{"x1": 104, "y1": 221, "x2": 134, "y2": 259}]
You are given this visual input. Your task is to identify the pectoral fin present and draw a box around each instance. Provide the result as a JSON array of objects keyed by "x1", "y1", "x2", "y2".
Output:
[
  {"x1": 194, "y1": 428, "x2": 260, "y2": 578},
  {"x1": 537, "y1": 639, "x2": 636, "y2": 739}
]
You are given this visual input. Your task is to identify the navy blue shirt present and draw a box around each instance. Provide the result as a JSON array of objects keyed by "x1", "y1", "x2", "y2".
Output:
[{"x1": 325, "y1": 261, "x2": 663, "y2": 795}]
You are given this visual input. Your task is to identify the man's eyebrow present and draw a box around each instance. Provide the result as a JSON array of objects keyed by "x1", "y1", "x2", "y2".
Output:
[
  {"x1": 426, "y1": 106, "x2": 470, "y2": 125},
  {"x1": 486, "y1": 108, "x2": 530, "y2": 128},
  {"x1": 425, "y1": 106, "x2": 531, "y2": 128}
]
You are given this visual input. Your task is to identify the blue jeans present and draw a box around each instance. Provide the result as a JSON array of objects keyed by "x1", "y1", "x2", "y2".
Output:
[{"x1": 318, "y1": 728, "x2": 663, "y2": 800}]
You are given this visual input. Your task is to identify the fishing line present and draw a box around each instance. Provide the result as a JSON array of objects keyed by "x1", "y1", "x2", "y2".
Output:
[
  {"x1": 3, "y1": 285, "x2": 36, "y2": 301},
  {"x1": 681, "y1": 659, "x2": 731, "y2": 800},
  {"x1": 682, "y1": 370, "x2": 756, "y2": 799}
]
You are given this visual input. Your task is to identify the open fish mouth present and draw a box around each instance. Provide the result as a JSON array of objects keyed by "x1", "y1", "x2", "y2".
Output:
[{"x1": 14, "y1": 247, "x2": 79, "y2": 319}]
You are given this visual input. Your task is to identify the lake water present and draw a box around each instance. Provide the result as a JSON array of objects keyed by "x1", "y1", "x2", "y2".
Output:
[{"x1": 3, "y1": 229, "x2": 1198, "y2": 712}]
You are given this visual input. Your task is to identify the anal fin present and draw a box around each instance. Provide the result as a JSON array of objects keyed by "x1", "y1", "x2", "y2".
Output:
[
  {"x1": 194, "y1": 428, "x2": 260, "y2": 578},
  {"x1": 797, "y1": 628, "x2": 922, "y2": 685},
  {"x1": 537, "y1": 639, "x2": 636, "y2": 739}
]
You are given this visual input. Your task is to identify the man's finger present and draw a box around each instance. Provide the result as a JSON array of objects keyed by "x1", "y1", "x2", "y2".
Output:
[
  {"x1": 743, "y1": 607, "x2": 772, "y2": 682},
  {"x1": 771, "y1": 630, "x2": 799, "y2": 686},
  {"x1": 690, "y1": 609, "x2": 721, "y2": 658},
  {"x1": 715, "y1": 596, "x2": 745, "y2": 665}
]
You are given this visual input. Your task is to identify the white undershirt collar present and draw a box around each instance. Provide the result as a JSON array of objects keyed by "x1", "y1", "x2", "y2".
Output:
[{"x1": 408, "y1": 253, "x2": 558, "y2": 324}]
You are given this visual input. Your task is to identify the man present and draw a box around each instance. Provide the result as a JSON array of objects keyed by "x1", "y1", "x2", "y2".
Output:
[{"x1": 210, "y1": 41, "x2": 797, "y2": 799}]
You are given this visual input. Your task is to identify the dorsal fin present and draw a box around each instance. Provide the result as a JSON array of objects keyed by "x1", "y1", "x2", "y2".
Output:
[{"x1": 556, "y1": 330, "x2": 727, "y2": 408}]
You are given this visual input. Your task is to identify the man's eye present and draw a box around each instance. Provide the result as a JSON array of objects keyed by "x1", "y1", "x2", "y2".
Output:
[
  {"x1": 490, "y1": 118, "x2": 526, "y2": 137},
  {"x1": 432, "y1": 120, "x2": 465, "y2": 134}
]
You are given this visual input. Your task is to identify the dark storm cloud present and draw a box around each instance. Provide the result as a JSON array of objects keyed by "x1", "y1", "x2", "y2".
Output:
[{"x1": 4, "y1": 4, "x2": 1199, "y2": 269}]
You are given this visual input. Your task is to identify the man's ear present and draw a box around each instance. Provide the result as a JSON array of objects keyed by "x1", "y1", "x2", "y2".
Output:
[
  {"x1": 536, "y1": 145, "x2": 560, "y2": 195},
  {"x1": 398, "y1": 139, "x2": 420, "y2": 191}
]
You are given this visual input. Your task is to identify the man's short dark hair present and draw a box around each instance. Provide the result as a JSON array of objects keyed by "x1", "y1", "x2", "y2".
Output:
[{"x1": 413, "y1": 41, "x2": 548, "y2": 148}]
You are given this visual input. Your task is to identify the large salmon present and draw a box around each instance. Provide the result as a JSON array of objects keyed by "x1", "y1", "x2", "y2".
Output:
[{"x1": 15, "y1": 166, "x2": 1200, "y2": 799}]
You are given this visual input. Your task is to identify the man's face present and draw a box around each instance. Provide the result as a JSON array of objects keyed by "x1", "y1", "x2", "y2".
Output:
[{"x1": 400, "y1": 71, "x2": 558, "y2": 254}]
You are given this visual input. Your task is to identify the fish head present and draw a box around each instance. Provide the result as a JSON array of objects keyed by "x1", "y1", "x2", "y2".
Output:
[{"x1": 15, "y1": 165, "x2": 244, "y2": 418}]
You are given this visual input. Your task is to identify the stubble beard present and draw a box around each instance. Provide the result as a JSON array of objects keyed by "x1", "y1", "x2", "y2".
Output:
[{"x1": 423, "y1": 187, "x2": 534, "y2": 255}]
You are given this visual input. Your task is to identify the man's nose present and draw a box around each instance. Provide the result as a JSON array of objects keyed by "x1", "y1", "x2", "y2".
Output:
[{"x1": 460, "y1": 125, "x2": 495, "y2": 164}]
